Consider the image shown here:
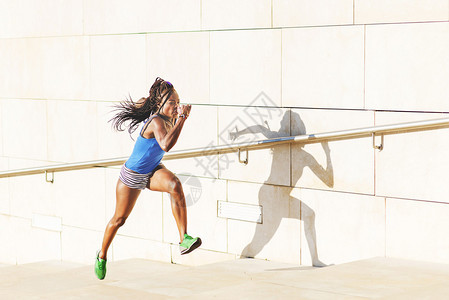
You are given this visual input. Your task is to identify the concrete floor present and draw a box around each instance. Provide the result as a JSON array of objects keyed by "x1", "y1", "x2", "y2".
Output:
[{"x1": 1, "y1": 257, "x2": 449, "y2": 299}]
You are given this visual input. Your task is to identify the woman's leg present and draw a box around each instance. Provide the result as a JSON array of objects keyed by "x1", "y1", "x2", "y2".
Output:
[
  {"x1": 98, "y1": 179, "x2": 141, "y2": 260},
  {"x1": 147, "y1": 166, "x2": 187, "y2": 242}
]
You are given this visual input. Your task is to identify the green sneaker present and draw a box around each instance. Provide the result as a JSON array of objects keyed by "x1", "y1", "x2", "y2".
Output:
[
  {"x1": 95, "y1": 251, "x2": 107, "y2": 280},
  {"x1": 179, "y1": 234, "x2": 202, "y2": 255}
]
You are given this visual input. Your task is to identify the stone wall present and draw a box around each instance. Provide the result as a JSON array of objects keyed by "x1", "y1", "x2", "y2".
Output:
[{"x1": 1, "y1": 0, "x2": 448, "y2": 266}]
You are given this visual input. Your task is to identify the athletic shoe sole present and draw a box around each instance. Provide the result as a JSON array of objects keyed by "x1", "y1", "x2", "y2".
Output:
[{"x1": 180, "y1": 238, "x2": 202, "y2": 255}]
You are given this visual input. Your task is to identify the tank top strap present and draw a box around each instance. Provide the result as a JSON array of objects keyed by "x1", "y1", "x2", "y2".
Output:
[{"x1": 140, "y1": 114, "x2": 159, "y2": 136}]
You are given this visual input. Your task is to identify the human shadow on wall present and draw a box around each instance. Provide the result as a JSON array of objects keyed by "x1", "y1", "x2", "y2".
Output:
[{"x1": 230, "y1": 110, "x2": 334, "y2": 267}]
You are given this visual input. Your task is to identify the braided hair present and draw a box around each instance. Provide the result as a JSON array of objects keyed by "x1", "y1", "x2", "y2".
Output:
[{"x1": 110, "y1": 77, "x2": 175, "y2": 136}]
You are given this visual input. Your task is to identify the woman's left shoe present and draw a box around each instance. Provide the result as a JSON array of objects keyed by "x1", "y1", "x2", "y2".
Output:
[
  {"x1": 95, "y1": 251, "x2": 107, "y2": 280},
  {"x1": 179, "y1": 234, "x2": 202, "y2": 255}
]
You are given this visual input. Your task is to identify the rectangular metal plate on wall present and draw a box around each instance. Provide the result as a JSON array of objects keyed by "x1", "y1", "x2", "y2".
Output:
[{"x1": 217, "y1": 201, "x2": 263, "y2": 224}]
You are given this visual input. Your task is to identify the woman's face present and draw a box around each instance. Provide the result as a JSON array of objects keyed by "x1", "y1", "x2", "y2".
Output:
[{"x1": 159, "y1": 89, "x2": 180, "y2": 119}]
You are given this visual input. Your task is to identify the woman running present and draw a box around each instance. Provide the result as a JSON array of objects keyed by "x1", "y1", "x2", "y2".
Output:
[{"x1": 95, "y1": 77, "x2": 201, "y2": 280}]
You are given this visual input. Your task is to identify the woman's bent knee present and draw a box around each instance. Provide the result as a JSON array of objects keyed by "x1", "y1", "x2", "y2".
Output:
[
  {"x1": 111, "y1": 216, "x2": 127, "y2": 228},
  {"x1": 168, "y1": 176, "x2": 183, "y2": 194}
]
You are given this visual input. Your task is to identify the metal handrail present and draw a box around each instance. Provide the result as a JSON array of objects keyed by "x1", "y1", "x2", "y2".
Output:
[{"x1": 1, "y1": 117, "x2": 448, "y2": 179}]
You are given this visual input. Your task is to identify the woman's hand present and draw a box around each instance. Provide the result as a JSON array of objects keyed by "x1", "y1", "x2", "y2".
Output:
[{"x1": 177, "y1": 104, "x2": 192, "y2": 118}]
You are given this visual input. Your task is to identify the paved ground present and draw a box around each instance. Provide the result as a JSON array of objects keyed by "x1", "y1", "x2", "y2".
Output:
[{"x1": 1, "y1": 257, "x2": 448, "y2": 299}]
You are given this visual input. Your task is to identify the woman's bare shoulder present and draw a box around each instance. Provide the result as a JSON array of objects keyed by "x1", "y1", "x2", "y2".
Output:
[
  {"x1": 149, "y1": 115, "x2": 165, "y2": 127},
  {"x1": 143, "y1": 115, "x2": 168, "y2": 138}
]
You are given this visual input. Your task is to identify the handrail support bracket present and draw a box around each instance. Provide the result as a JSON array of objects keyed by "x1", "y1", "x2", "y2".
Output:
[
  {"x1": 45, "y1": 171, "x2": 54, "y2": 183},
  {"x1": 238, "y1": 149, "x2": 249, "y2": 165},
  {"x1": 373, "y1": 133, "x2": 384, "y2": 151}
]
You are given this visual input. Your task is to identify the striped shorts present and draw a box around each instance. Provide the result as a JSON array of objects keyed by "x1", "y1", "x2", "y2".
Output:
[{"x1": 119, "y1": 164, "x2": 163, "y2": 190}]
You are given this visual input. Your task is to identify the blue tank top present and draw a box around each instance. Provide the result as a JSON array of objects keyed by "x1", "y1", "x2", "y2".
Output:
[{"x1": 125, "y1": 116, "x2": 166, "y2": 174}]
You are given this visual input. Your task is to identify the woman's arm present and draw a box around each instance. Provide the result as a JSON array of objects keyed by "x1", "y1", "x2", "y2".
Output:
[{"x1": 152, "y1": 105, "x2": 191, "y2": 152}]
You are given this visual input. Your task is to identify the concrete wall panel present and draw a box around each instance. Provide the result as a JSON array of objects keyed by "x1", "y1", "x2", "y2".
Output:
[
  {"x1": 55, "y1": 169, "x2": 106, "y2": 231},
  {"x1": 366, "y1": 23, "x2": 449, "y2": 112},
  {"x1": 90, "y1": 35, "x2": 147, "y2": 102},
  {"x1": 0, "y1": 0, "x2": 83, "y2": 38},
  {"x1": 0, "y1": 215, "x2": 17, "y2": 264},
  {"x1": 227, "y1": 181, "x2": 301, "y2": 264},
  {"x1": 0, "y1": 100, "x2": 3, "y2": 156},
  {"x1": 210, "y1": 30, "x2": 282, "y2": 106},
  {"x1": 6, "y1": 158, "x2": 59, "y2": 222},
  {"x1": 386, "y1": 198, "x2": 449, "y2": 264},
  {"x1": 2, "y1": 99, "x2": 47, "y2": 161},
  {"x1": 7, "y1": 158, "x2": 58, "y2": 170},
  {"x1": 169, "y1": 105, "x2": 218, "y2": 151},
  {"x1": 300, "y1": 189, "x2": 385, "y2": 266},
  {"x1": 355, "y1": 0, "x2": 449, "y2": 24},
  {"x1": 273, "y1": 0, "x2": 353, "y2": 27},
  {"x1": 47, "y1": 100, "x2": 98, "y2": 162},
  {"x1": 84, "y1": 0, "x2": 201, "y2": 35},
  {"x1": 292, "y1": 109, "x2": 374, "y2": 194},
  {"x1": 0, "y1": 40, "x2": 19, "y2": 98},
  {"x1": 202, "y1": 0, "x2": 271, "y2": 30},
  {"x1": 97, "y1": 102, "x2": 135, "y2": 160},
  {"x1": 9, "y1": 174, "x2": 55, "y2": 220},
  {"x1": 164, "y1": 156, "x2": 219, "y2": 180},
  {"x1": 219, "y1": 146, "x2": 290, "y2": 186},
  {"x1": 282, "y1": 26, "x2": 365, "y2": 109},
  {"x1": 15, "y1": 37, "x2": 89, "y2": 101},
  {"x1": 163, "y1": 177, "x2": 227, "y2": 253},
  {"x1": 375, "y1": 112, "x2": 449, "y2": 202},
  {"x1": 43, "y1": 37, "x2": 90, "y2": 100},
  {"x1": 0, "y1": 177, "x2": 9, "y2": 215},
  {"x1": 147, "y1": 32, "x2": 210, "y2": 104},
  {"x1": 0, "y1": 38, "x2": 49, "y2": 99},
  {"x1": 8, "y1": 216, "x2": 61, "y2": 264},
  {"x1": 217, "y1": 106, "x2": 290, "y2": 186},
  {"x1": 61, "y1": 226, "x2": 104, "y2": 264}
]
